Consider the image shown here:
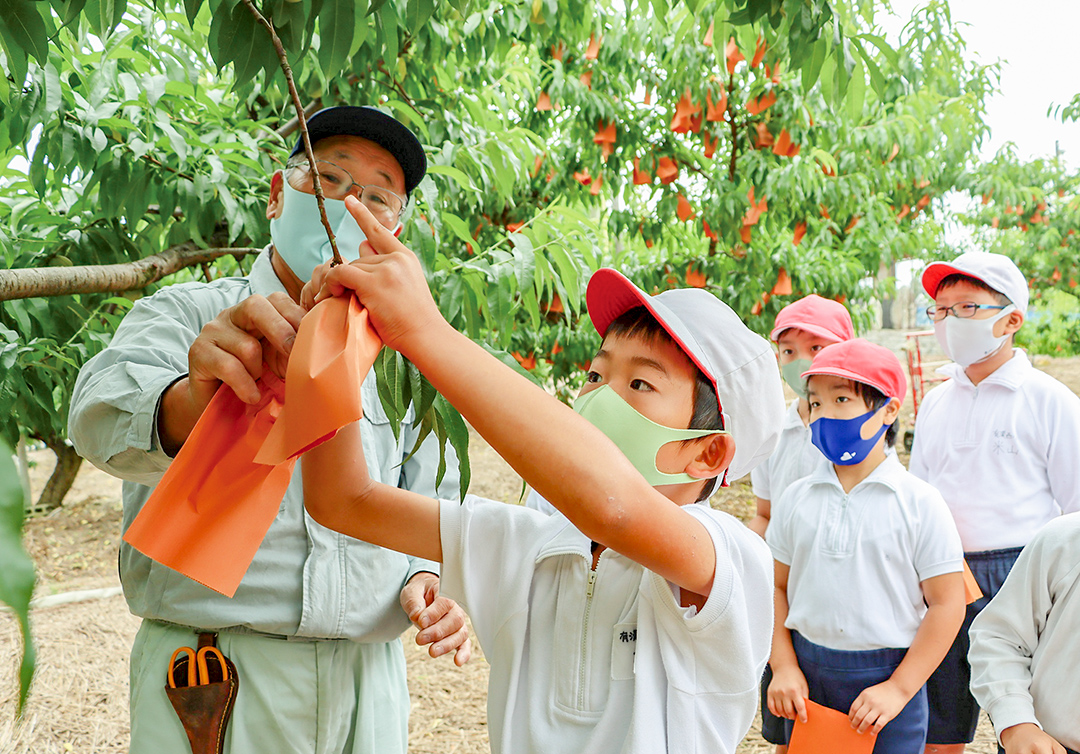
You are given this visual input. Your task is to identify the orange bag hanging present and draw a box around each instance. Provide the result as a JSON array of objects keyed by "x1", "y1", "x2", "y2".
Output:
[
  {"x1": 123, "y1": 371, "x2": 295, "y2": 597},
  {"x1": 256, "y1": 295, "x2": 383, "y2": 465},
  {"x1": 124, "y1": 294, "x2": 383, "y2": 597}
]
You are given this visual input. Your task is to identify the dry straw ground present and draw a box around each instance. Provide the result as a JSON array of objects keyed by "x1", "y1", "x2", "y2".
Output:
[{"x1": 4, "y1": 350, "x2": 1078, "y2": 753}]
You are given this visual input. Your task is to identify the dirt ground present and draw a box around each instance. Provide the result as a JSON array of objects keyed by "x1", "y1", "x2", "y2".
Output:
[{"x1": 3, "y1": 349, "x2": 1079, "y2": 753}]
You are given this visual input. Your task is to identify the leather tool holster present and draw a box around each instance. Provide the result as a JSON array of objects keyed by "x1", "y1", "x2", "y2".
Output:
[{"x1": 165, "y1": 632, "x2": 239, "y2": 754}]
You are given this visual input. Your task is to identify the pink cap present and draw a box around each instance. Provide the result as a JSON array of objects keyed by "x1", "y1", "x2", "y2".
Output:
[
  {"x1": 769, "y1": 294, "x2": 854, "y2": 344},
  {"x1": 921, "y1": 251, "x2": 1029, "y2": 314},
  {"x1": 801, "y1": 338, "x2": 907, "y2": 407},
  {"x1": 587, "y1": 268, "x2": 785, "y2": 482}
]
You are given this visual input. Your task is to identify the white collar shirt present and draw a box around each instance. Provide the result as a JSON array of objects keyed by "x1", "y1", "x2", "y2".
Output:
[
  {"x1": 767, "y1": 455, "x2": 963, "y2": 650},
  {"x1": 908, "y1": 350, "x2": 1080, "y2": 552}
]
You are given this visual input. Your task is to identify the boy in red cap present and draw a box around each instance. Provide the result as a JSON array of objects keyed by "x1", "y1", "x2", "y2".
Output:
[
  {"x1": 910, "y1": 251, "x2": 1080, "y2": 753},
  {"x1": 750, "y1": 294, "x2": 855, "y2": 751},
  {"x1": 767, "y1": 339, "x2": 966, "y2": 753},
  {"x1": 297, "y1": 198, "x2": 785, "y2": 753}
]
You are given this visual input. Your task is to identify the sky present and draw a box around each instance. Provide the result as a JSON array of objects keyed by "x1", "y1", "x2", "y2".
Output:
[{"x1": 880, "y1": 0, "x2": 1080, "y2": 169}]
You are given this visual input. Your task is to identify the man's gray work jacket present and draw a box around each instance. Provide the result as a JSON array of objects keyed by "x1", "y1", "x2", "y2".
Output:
[{"x1": 69, "y1": 249, "x2": 456, "y2": 642}]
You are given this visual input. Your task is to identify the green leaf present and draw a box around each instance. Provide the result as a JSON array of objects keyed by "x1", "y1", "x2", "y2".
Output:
[
  {"x1": 0, "y1": 0, "x2": 50, "y2": 65},
  {"x1": 434, "y1": 394, "x2": 470, "y2": 500},
  {"x1": 0, "y1": 439, "x2": 36, "y2": 714},
  {"x1": 317, "y1": 0, "x2": 355, "y2": 74}
]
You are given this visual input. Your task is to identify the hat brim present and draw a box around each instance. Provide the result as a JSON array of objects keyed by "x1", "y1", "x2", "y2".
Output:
[
  {"x1": 290, "y1": 106, "x2": 427, "y2": 195},
  {"x1": 586, "y1": 269, "x2": 716, "y2": 391},
  {"x1": 800, "y1": 365, "x2": 898, "y2": 402},
  {"x1": 769, "y1": 322, "x2": 846, "y2": 344},
  {"x1": 921, "y1": 261, "x2": 988, "y2": 299}
]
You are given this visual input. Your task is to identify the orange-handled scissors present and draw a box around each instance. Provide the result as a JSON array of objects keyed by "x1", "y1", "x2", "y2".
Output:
[{"x1": 167, "y1": 645, "x2": 230, "y2": 688}]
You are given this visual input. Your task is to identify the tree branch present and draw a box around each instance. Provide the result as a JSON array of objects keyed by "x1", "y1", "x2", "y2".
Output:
[
  {"x1": 0, "y1": 245, "x2": 260, "y2": 301},
  {"x1": 728, "y1": 72, "x2": 738, "y2": 182},
  {"x1": 240, "y1": 0, "x2": 342, "y2": 265}
]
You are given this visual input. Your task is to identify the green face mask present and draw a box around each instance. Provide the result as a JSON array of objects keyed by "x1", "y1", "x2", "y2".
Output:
[
  {"x1": 573, "y1": 384, "x2": 725, "y2": 486},
  {"x1": 780, "y1": 358, "x2": 812, "y2": 399}
]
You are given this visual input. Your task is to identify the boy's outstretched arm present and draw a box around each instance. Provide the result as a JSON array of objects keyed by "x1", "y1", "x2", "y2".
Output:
[
  {"x1": 311, "y1": 197, "x2": 719, "y2": 598},
  {"x1": 848, "y1": 572, "x2": 965, "y2": 734}
]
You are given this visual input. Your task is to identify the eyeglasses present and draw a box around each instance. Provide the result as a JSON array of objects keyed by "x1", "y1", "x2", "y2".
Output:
[
  {"x1": 286, "y1": 159, "x2": 407, "y2": 229},
  {"x1": 925, "y1": 302, "x2": 1009, "y2": 322}
]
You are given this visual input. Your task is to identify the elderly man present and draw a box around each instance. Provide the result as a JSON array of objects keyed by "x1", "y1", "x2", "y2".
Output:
[{"x1": 69, "y1": 106, "x2": 470, "y2": 754}]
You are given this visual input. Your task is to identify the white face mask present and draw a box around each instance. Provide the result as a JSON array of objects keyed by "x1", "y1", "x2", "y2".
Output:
[
  {"x1": 269, "y1": 179, "x2": 401, "y2": 282},
  {"x1": 933, "y1": 305, "x2": 1016, "y2": 368}
]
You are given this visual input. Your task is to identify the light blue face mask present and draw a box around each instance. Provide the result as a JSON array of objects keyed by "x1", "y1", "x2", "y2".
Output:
[
  {"x1": 573, "y1": 384, "x2": 726, "y2": 486},
  {"x1": 269, "y1": 179, "x2": 372, "y2": 282},
  {"x1": 780, "y1": 358, "x2": 812, "y2": 399}
]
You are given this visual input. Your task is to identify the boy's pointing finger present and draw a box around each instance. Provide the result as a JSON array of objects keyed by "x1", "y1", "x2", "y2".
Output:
[{"x1": 345, "y1": 196, "x2": 404, "y2": 257}]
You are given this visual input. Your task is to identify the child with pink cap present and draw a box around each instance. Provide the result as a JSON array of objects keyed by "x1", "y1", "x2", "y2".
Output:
[
  {"x1": 767, "y1": 339, "x2": 965, "y2": 753},
  {"x1": 750, "y1": 294, "x2": 855, "y2": 751}
]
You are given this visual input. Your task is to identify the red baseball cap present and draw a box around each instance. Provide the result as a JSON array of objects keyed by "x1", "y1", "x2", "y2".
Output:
[
  {"x1": 920, "y1": 251, "x2": 1029, "y2": 314},
  {"x1": 801, "y1": 338, "x2": 907, "y2": 406},
  {"x1": 769, "y1": 294, "x2": 854, "y2": 344}
]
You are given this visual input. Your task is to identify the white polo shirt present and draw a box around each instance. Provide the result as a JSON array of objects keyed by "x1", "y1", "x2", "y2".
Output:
[
  {"x1": 768, "y1": 455, "x2": 963, "y2": 651},
  {"x1": 969, "y1": 512, "x2": 1080, "y2": 750},
  {"x1": 439, "y1": 495, "x2": 774, "y2": 754},
  {"x1": 750, "y1": 399, "x2": 819, "y2": 502},
  {"x1": 909, "y1": 350, "x2": 1080, "y2": 552}
]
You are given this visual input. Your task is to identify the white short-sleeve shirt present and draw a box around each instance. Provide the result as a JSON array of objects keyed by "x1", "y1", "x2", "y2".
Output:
[
  {"x1": 767, "y1": 455, "x2": 963, "y2": 651},
  {"x1": 909, "y1": 351, "x2": 1080, "y2": 552},
  {"x1": 439, "y1": 495, "x2": 774, "y2": 754},
  {"x1": 750, "y1": 399, "x2": 819, "y2": 502}
]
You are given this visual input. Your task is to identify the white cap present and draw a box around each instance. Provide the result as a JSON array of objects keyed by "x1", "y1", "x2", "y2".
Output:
[
  {"x1": 587, "y1": 268, "x2": 785, "y2": 483},
  {"x1": 921, "y1": 251, "x2": 1029, "y2": 315}
]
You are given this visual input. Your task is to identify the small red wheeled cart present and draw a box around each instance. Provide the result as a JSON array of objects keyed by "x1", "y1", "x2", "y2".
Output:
[{"x1": 901, "y1": 330, "x2": 950, "y2": 452}]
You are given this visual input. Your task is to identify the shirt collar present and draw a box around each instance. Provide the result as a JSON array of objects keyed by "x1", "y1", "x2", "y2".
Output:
[
  {"x1": 808, "y1": 452, "x2": 905, "y2": 494},
  {"x1": 248, "y1": 246, "x2": 289, "y2": 297},
  {"x1": 938, "y1": 349, "x2": 1032, "y2": 392}
]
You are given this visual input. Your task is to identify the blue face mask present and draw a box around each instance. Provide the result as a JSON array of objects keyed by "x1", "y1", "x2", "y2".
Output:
[
  {"x1": 810, "y1": 407, "x2": 890, "y2": 466},
  {"x1": 269, "y1": 179, "x2": 375, "y2": 282}
]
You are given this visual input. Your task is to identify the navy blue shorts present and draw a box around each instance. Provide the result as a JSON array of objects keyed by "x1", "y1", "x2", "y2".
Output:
[
  {"x1": 759, "y1": 664, "x2": 788, "y2": 744},
  {"x1": 784, "y1": 632, "x2": 928, "y2": 754},
  {"x1": 926, "y1": 547, "x2": 1022, "y2": 745}
]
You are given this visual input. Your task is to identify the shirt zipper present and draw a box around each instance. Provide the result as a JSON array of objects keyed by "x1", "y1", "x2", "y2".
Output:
[{"x1": 579, "y1": 563, "x2": 599, "y2": 710}]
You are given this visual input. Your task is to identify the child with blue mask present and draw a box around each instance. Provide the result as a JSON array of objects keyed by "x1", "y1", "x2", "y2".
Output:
[
  {"x1": 299, "y1": 203, "x2": 786, "y2": 754},
  {"x1": 766, "y1": 338, "x2": 966, "y2": 753}
]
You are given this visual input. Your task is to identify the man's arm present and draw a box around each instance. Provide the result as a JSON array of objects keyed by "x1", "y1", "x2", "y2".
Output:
[
  {"x1": 848, "y1": 571, "x2": 965, "y2": 734},
  {"x1": 306, "y1": 198, "x2": 719, "y2": 598}
]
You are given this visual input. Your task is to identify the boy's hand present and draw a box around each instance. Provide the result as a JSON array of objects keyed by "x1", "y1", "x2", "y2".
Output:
[
  {"x1": 848, "y1": 679, "x2": 910, "y2": 734},
  {"x1": 313, "y1": 197, "x2": 445, "y2": 353},
  {"x1": 1000, "y1": 723, "x2": 1068, "y2": 754},
  {"x1": 767, "y1": 664, "x2": 809, "y2": 723},
  {"x1": 400, "y1": 572, "x2": 473, "y2": 667}
]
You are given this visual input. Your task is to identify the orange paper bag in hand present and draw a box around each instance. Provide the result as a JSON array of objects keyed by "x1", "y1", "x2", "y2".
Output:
[
  {"x1": 788, "y1": 700, "x2": 877, "y2": 754},
  {"x1": 256, "y1": 294, "x2": 383, "y2": 464},
  {"x1": 124, "y1": 294, "x2": 383, "y2": 597},
  {"x1": 123, "y1": 372, "x2": 295, "y2": 597}
]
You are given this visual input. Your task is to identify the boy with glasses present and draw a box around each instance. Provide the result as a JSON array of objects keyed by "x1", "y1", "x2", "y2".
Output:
[{"x1": 908, "y1": 251, "x2": 1080, "y2": 753}]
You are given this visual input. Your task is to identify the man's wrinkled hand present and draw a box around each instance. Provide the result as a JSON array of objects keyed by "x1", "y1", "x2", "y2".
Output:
[{"x1": 400, "y1": 572, "x2": 472, "y2": 667}]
